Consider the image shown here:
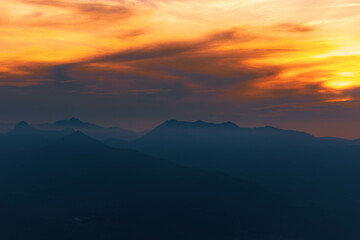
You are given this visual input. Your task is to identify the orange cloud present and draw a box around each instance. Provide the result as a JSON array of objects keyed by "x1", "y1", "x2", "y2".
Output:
[
  {"x1": 22, "y1": 0, "x2": 134, "y2": 19},
  {"x1": 276, "y1": 24, "x2": 315, "y2": 33},
  {"x1": 1, "y1": 0, "x2": 360, "y2": 115}
]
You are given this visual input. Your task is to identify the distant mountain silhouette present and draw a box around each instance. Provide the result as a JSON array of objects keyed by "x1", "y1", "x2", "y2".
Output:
[
  {"x1": 53, "y1": 117, "x2": 100, "y2": 129},
  {"x1": 1, "y1": 122, "x2": 360, "y2": 239},
  {"x1": 158, "y1": 119, "x2": 239, "y2": 130},
  {"x1": 0, "y1": 121, "x2": 74, "y2": 150},
  {"x1": 10, "y1": 121, "x2": 43, "y2": 135},
  {"x1": 9, "y1": 121, "x2": 74, "y2": 136},
  {"x1": 142, "y1": 120, "x2": 315, "y2": 142},
  {"x1": 0, "y1": 132, "x2": 344, "y2": 240},
  {"x1": 37, "y1": 117, "x2": 140, "y2": 141},
  {"x1": 106, "y1": 119, "x2": 360, "y2": 213},
  {"x1": 122, "y1": 120, "x2": 318, "y2": 159}
]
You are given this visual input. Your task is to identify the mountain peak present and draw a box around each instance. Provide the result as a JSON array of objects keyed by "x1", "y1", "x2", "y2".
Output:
[
  {"x1": 157, "y1": 120, "x2": 181, "y2": 128},
  {"x1": 195, "y1": 120, "x2": 206, "y2": 124},
  {"x1": 219, "y1": 121, "x2": 239, "y2": 128},
  {"x1": 163, "y1": 119, "x2": 179, "y2": 124},
  {"x1": 58, "y1": 117, "x2": 83, "y2": 124},
  {"x1": 10, "y1": 121, "x2": 40, "y2": 134},
  {"x1": 54, "y1": 117, "x2": 99, "y2": 129},
  {"x1": 69, "y1": 117, "x2": 82, "y2": 123},
  {"x1": 13, "y1": 121, "x2": 35, "y2": 131},
  {"x1": 15, "y1": 121, "x2": 31, "y2": 129}
]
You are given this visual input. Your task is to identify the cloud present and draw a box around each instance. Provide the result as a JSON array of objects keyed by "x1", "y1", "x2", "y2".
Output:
[
  {"x1": 0, "y1": 24, "x2": 318, "y2": 99},
  {"x1": 115, "y1": 29, "x2": 147, "y2": 39},
  {"x1": 18, "y1": 0, "x2": 135, "y2": 29},
  {"x1": 276, "y1": 23, "x2": 315, "y2": 33},
  {"x1": 316, "y1": 3, "x2": 360, "y2": 8},
  {"x1": 22, "y1": 0, "x2": 133, "y2": 18},
  {"x1": 0, "y1": 24, "x2": 349, "y2": 109},
  {"x1": 0, "y1": 28, "x2": 285, "y2": 96},
  {"x1": 61, "y1": 29, "x2": 287, "y2": 94}
]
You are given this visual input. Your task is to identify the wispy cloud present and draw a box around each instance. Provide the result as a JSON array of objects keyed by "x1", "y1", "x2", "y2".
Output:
[
  {"x1": 316, "y1": 3, "x2": 360, "y2": 8},
  {"x1": 275, "y1": 23, "x2": 314, "y2": 33},
  {"x1": 19, "y1": 0, "x2": 135, "y2": 28},
  {"x1": 22, "y1": 0, "x2": 134, "y2": 18}
]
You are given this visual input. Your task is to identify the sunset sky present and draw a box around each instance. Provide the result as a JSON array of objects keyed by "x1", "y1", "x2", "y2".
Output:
[{"x1": 1, "y1": 0, "x2": 360, "y2": 138}]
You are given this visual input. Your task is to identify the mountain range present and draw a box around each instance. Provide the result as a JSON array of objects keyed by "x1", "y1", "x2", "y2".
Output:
[
  {"x1": 106, "y1": 120, "x2": 360, "y2": 212},
  {"x1": 2, "y1": 118, "x2": 360, "y2": 239},
  {"x1": 36, "y1": 117, "x2": 140, "y2": 140},
  {"x1": 0, "y1": 129, "x2": 347, "y2": 240}
]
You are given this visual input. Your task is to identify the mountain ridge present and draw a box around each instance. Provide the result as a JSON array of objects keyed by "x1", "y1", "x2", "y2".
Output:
[
  {"x1": 1, "y1": 118, "x2": 360, "y2": 239},
  {"x1": 35, "y1": 117, "x2": 140, "y2": 141}
]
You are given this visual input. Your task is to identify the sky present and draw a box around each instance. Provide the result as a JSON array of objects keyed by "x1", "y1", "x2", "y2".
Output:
[{"x1": 1, "y1": 0, "x2": 360, "y2": 138}]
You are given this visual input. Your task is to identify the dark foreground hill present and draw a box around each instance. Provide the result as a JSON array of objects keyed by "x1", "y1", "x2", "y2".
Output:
[{"x1": 0, "y1": 131, "x2": 357, "y2": 239}]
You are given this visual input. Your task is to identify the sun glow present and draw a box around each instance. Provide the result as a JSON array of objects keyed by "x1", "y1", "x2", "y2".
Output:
[{"x1": 325, "y1": 80, "x2": 356, "y2": 89}]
